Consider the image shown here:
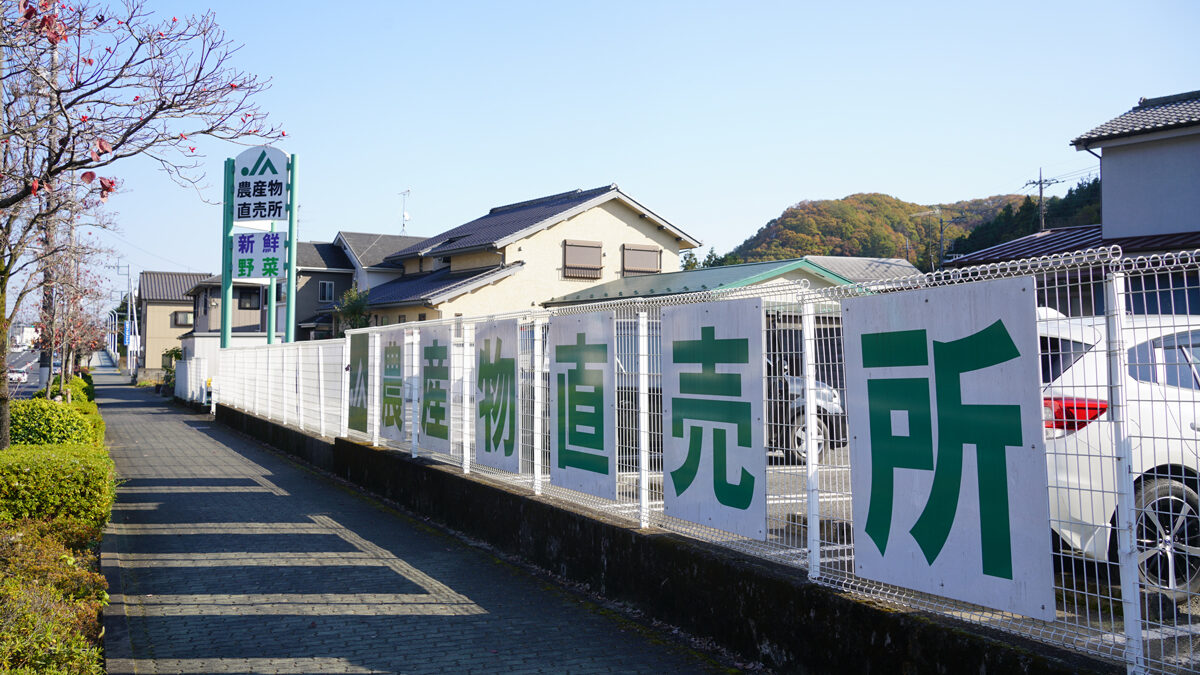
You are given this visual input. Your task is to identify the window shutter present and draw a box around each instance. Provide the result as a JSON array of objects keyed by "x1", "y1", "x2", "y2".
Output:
[
  {"x1": 563, "y1": 240, "x2": 603, "y2": 279},
  {"x1": 622, "y1": 244, "x2": 661, "y2": 274}
]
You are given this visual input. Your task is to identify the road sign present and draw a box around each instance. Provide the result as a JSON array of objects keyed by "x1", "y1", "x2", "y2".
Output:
[{"x1": 232, "y1": 146, "x2": 289, "y2": 224}]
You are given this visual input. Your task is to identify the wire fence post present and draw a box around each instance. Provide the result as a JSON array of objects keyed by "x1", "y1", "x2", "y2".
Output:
[
  {"x1": 317, "y1": 345, "x2": 327, "y2": 437},
  {"x1": 637, "y1": 310, "x2": 651, "y2": 528},
  {"x1": 461, "y1": 323, "x2": 472, "y2": 475},
  {"x1": 532, "y1": 318, "x2": 545, "y2": 495},
  {"x1": 340, "y1": 336, "x2": 350, "y2": 438},
  {"x1": 802, "y1": 300, "x2": 821, "y2": 579},
  {"x1": 297, "y1": 347, "x2": 306, "y2": 431},
  {"x1": 1105, "y1": 270, "x2": 1145, "y2": 674},
  {"x1": 410, "y1": 327, "x2": 420, "y2": 458}
]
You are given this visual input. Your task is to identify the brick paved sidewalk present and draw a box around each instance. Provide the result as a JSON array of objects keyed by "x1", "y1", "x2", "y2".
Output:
[{"x1": 98, "y1": 376, "x2": 722, "y2": 674}]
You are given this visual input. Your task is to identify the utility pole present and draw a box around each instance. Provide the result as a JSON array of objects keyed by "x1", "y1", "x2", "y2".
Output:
[
  {"x1": 909, "y1": 208, "x2": 941, "y2": 271},
  {"x1": 1024, "y1": 168, "x2": 1064, "y2": 232}
]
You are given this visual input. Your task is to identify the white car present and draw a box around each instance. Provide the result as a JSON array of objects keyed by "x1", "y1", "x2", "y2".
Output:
[
  {"x1": 1040, "y1": 309, "x2": 1200, "y2": 600},
  {"x1": 7, "y1": 369, "x2": 27, "y2": 384}
]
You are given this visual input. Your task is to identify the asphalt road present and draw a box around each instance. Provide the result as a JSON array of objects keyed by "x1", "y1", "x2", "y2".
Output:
[{"x1": 5, "y1": 350, "x2": 43, "y2": 398}]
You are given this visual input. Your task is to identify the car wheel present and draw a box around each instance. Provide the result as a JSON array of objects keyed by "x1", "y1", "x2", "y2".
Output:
[
  {"x1": 786, "y1": 413, "x2": 827, "y2": 465},
  {"x1": 1134, "y1": 477, "x2": 1200, "y2": 601}
]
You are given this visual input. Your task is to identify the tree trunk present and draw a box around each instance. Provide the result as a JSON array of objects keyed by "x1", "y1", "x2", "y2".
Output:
[{"x1": 0, "y1": 305, "x2": 11, "y2": 450}]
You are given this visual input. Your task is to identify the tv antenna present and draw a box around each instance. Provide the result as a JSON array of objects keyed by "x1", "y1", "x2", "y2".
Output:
[{"x1": 399, "y1": 190, "x2": 411, "y2": 235}]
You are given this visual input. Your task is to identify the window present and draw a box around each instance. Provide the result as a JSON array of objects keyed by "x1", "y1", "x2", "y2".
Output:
[
  {"x1": 563, "y1": 240, "x2": 602, "y2": 279},
  {"x1": 399, "y1": 315, "x2": 407, "y2": 323},
  {"x1": 1040, "y1": 336, "x2": 1094, "y2": 384},
  {"x1": 622, "y1": 244, "x2": 661, "y2": 275},
  {"x1": 319, "y1": 280, "x2": 335, "y2": 303},
  {"x1": 380, "y1": 316, "x2": 389, "y2": 326},
  {"x1": 172, "y1": 311, "x2": 194, "y2": 328},
  {"x1": 238, "y1": 288, "x2": 261, "y2": 310},
  {"x1": 418, "y1": 313, "x2": 427, "y2": 322}
]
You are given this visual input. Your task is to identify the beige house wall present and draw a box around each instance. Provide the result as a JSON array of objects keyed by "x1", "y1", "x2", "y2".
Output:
[
  {"x1": 190, "y1": 286, "x2": 265, "y2": 334},
  {"x1": 141, "y1": 301, "x2": 193, "y2": 367},
  {"x1": 450, "y1": 250, "x2": 502, "y2": 272},
  {"x1": 376, "y1": 199, "x2": 693, "y2": 322}
]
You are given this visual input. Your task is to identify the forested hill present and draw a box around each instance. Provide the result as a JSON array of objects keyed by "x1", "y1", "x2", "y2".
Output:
[{"x1": 729, "y1": 193, "x2": 1027, "y2": 271}]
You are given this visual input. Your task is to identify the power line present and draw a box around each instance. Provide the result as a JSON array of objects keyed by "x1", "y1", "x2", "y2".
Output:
[
  {"x1": 1024, "y1": 168, "x2": 1064, "y2": 232},
  {"x1": 103, "y1": 231, "x2": 201, "y2": 272}
]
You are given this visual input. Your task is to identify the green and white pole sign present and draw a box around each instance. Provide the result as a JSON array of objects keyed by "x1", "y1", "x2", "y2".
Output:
[
  {"x1": 841, "y1": 276, "x2": 1053, "y2": 620},
  {"x1": 221, "y1": 146, "x2": 298, "y2": 348}
]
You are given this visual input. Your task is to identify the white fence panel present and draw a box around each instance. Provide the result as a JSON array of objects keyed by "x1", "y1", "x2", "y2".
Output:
[{"x1": 203, "y1": 247, "x2": 1200, "y2": 675}]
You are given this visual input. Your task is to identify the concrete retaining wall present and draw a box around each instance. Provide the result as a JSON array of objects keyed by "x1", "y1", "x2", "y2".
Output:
[{"x1": 215, "y1": 403, "x2": 1116, "y2": 674}]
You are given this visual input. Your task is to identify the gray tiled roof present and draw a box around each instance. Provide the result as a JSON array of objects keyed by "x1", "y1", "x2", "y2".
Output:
[
  {"x1": 945, "y1": 224, "x2": 1200, "y2": 268},
  {"x1": 387, "y1": 186, "x2": 620, "y2": 261},
  {"x1": 364, "y1": 263, "x2": 524, "y2": 308},
  {"x1": 1072, "y1": 91, "x2": 1200, "y2": 147},
  {"x1": 803, "y1": 256, "x2": 920, "y2": 283},
  {"x1": 138, "y1": 271, "x2": 212, "y2": 302},
  {"x1": 298, "y1": 242, "x2": 353, "y2": 269},
  {"x1": 337, "y1": 232, "x2": 427, "y2": 268}
]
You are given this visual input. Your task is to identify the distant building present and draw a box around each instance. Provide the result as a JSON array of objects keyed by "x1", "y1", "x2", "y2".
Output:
[
  {"x1": 8, "y1": 323, "x2": 36, "y2": 351},
  {"x1": 544, "y1": 256, "x2": 919, "y2": 307},
  {"x1": 365, "y1": 185, "x2": 700, "y2": 321},
  {"x1": 946, "y1": 89, "x2": 1200, "y2": 314},
  {"x1": 136, "y1": 271, "x2": 212, "y2": 378}
]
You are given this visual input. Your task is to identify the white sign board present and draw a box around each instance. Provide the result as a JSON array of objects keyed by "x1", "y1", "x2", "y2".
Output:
[
  {"x1": 548, "y1": 311, "x2": 616, "y2": 499},
  {"x1": 418, "y1": 324, "x2": 453, "y2": 455},
  {"x1": 231, "y1": 231, "x2": 288, "y2": 279},
  {"x1": 379, "y1": 326, "x2": 407, "y2": 443},
  {"x1": 233, "y1": 146, "x2": 289, "y2": 226},
  {"x1": 475, "y1": 319, "x2": 521, "y2": 473},
  {"x1": 842, "y1": 276, "x2": 1053, "y2": 620},
  {"x1": 662, "y1": 299, "x2": 767, "y2": 539}
]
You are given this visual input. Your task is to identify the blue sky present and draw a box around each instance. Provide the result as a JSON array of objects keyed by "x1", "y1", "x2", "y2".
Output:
[{"x1": 97, "y1": 0, "x2": 1199, "y2": 293}]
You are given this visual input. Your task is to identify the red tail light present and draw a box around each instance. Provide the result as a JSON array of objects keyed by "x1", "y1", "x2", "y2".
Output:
[{"x1": 1043, "y1": 397, "x2": 1108, "y2": 431}]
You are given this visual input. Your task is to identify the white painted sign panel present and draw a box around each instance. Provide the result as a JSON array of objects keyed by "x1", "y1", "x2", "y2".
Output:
[
  {"x1": 475, "y1": 319, "x2": 521, "y2": 473},
  {"x1": 548, "y1": 311, "x2": 616, "y2": 499},
  {"x1": 379, "y1": 326, "x2": 407, "y2": 443},
  {"x1": 231, "y1": 231, "x2": 287, "y2": 279},
  {"x1": 233, "y1": 146, "x2": 289, "y2": 225},
  {"x1": 842, "y1": 276, "x2": 1053, "y2": 620},
  {"x1": 661, "y1": 299, "x2": 767, "y2": 539},
  {"x1": 418, "y1": 324, "x2": 453, "y2": 455}
]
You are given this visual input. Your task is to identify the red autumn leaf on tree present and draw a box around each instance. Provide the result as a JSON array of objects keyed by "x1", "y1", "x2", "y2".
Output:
[
  {"x1": 95, "y1": 138, "x2": 112, "y2": 154},
  {"x1": 80, "y1": 171, "x2": 95, "y2": 184},
  {"x1": 31, "y1": 178, "x2": 39, "y2": 195},
  {"x1": 81, "y1": 115, "x2": 88, "y2": 122}
]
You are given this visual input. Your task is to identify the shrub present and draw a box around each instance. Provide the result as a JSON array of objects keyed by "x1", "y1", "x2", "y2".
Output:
[
  {"x1": 69, "y1": 401, "x2": 104, "y2": 448},
  {"x1": 38, "y1": 376, "x2": 91, "y2": 403},
  {"x1": 10, "y1": 400, "x2": 94, "y2": 447},
  {"x1": 0, "y1": 445, "x2": 115, "y2": 527},
  {"x1": 0, "y1": 520, "x2": 106, "y2": 674}
]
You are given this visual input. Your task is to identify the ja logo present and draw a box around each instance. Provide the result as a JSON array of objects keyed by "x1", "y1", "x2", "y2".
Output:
[
  {"x1": 240, "y1": 150, "x2": 279, "y2": 176},
  {"x1": 862, "y1": 320, "x2": 1023, "y2": 580}
]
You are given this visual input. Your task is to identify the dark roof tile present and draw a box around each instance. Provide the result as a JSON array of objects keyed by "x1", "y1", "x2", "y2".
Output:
[
  {"x1": 298, "y1": 241, "x2": 353, "y2": 269},
  {"x1": 338, "y1": 231, "x2": 427, "y2": 268},
  {"x1": 1072, "y1": 91, "x2": 1200, "y2": 146},
  {"x1": 365, "y1": 264, "x2": 523, "y2": 307},
  {"x1": 387, "y1": 186, "x2": 619, "y2": 260},
  {"x1": 138, "y1": 271, "x2": 213, "y2": 302}
]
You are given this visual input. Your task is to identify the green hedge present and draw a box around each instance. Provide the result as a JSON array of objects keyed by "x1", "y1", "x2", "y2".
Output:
[
  {"x1": 10, "y1": 400, "x2": 95, "y2": 447},
  {"x1": 0, "y1": 445, "x2": 115, "y2": 527},
  {"x1": 0, "y1": 520, "x2": 106, "y2": 674},
  {"x1": 33, "y1": 376, "x2": 91, "y2": 404}
]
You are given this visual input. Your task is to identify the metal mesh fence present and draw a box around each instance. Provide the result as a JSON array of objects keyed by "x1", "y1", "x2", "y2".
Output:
[{"x1": 207, "y1": 246, "x2": 1200, "y2": 674}]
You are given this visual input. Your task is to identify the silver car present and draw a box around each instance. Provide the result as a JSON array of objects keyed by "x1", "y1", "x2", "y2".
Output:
[{"x1": 1041, "y1": 310, "x2": 1200, "y2": 600}]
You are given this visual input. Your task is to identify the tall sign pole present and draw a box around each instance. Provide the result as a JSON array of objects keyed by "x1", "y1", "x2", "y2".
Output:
[
  {"x1": 226, "y1": 146, "x2": 293, "y2": 347},
  {"x1": 221, "y1": 158, "x2": 234, "y2": 349},
  {"x1": 285, "y1": 154, "x2": 298, "y2": 342}
]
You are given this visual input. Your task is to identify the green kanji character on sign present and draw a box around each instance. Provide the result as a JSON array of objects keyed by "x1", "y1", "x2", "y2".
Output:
[
  {"x1": 669, "y1": 326, "x2": 754, "y2": 509},
  {"x1": 478, "y1": 337, "x2": 517, "y2": 456},
  {"x1": 236, "y1": 258, "x2": 254, "y2": 277},
  {"x1": 555, "y1": 332, "x2": 608, "y2": 474},
  {"x1": 422, "y1": 339, "x2": 449, "y2": 440},
  {"x1": 382, "y1": 342, "x2": 404, "y2": 435},
  {"x1": 862, "y1": 320, "x2": 1023, "y2": 579},
  {"x1": 261, "y1": 257, "x2": 279, "y2": 277}
]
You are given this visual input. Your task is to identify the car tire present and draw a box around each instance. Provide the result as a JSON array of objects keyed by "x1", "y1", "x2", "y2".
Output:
[
  {"x1": 1133, "y1": 477, "x2": 1200, "y2": 602},
  {"x1": 787, "y1": 413, "x2": 827, "y2": 465}
]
